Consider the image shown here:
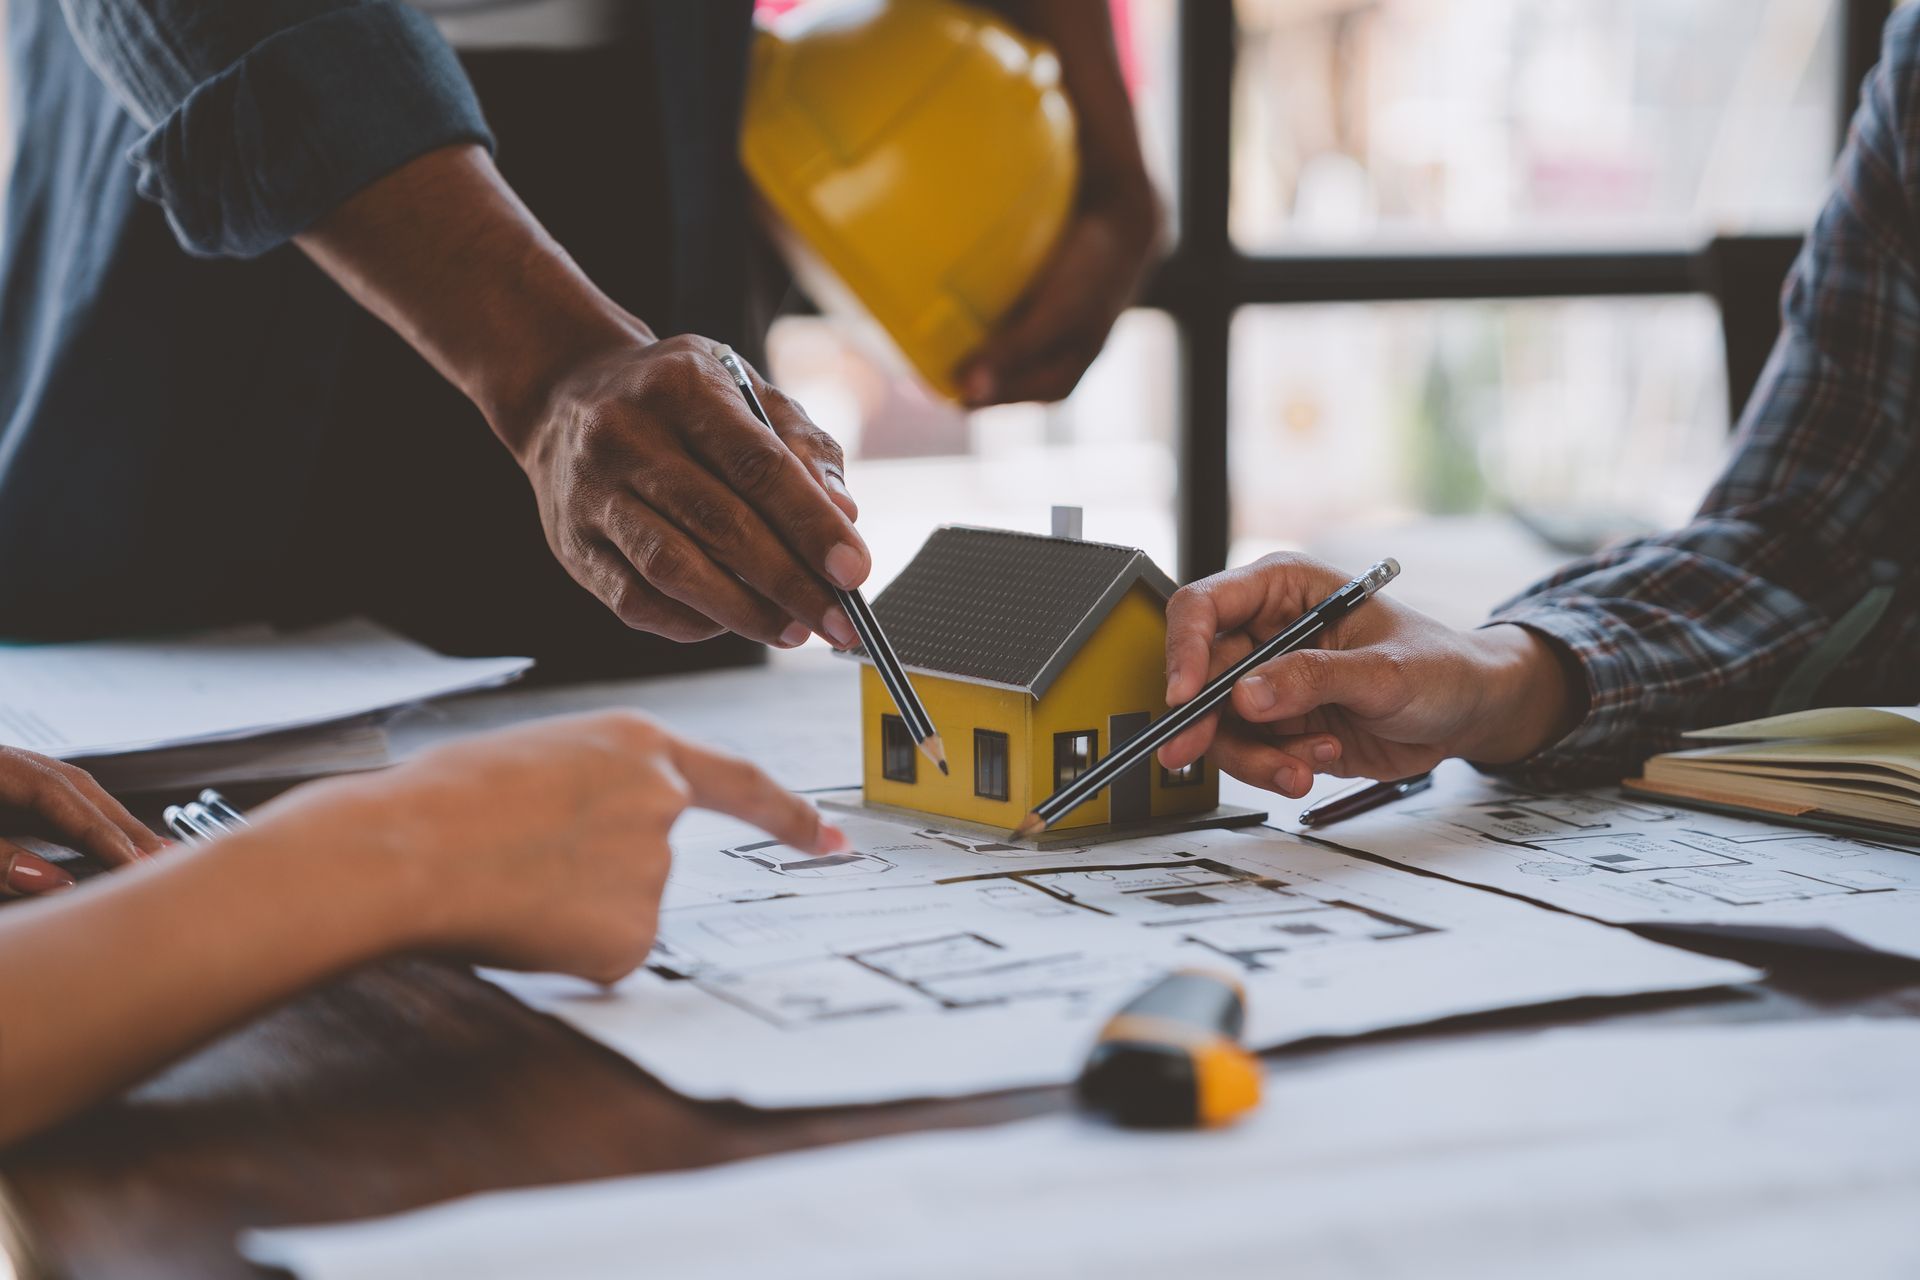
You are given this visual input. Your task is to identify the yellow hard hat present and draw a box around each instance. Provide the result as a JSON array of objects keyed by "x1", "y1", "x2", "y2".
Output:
[{"x1": 741, "y1": 0, "x2": 1079, "y2": 399}]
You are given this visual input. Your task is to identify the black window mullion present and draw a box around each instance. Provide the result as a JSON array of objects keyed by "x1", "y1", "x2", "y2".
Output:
[{"x1": 1169, "y1": 0, "x2": 1237, "y2": 584}]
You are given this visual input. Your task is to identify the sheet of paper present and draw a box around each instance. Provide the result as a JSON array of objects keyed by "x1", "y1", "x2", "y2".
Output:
[
  {"x1": 481, "y1": 807, "x2": 1754, "y2": 1107},
  {"x1": 1686, "y1": 705, "x2": 1920, "y2": 740},
  {"x1": 383, "y1": 650, "x2": 862, "y2": 793},
  {"x1": 242, "y1": 1018, "x2": 1920, "y2": 1280},
  {"x1": 0, "y1": 619, "x2": 530, "y2": 759},
  {"x1": 1284, "y1": 760, "x2": 1920, "y2": 959}
]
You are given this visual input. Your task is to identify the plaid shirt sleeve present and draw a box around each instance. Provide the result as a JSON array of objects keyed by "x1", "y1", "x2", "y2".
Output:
[{"x1": 1483, "y1": 7, "x2": 1920, "y2": 788}]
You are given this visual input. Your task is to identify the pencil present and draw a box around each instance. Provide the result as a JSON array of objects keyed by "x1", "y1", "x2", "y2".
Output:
[
  {"x1": 1012, "y1": 558, "x2": 1401, "y2": 838},
  {"x1": 716, "y1": 348, "x2": 948, "y2": 774}
]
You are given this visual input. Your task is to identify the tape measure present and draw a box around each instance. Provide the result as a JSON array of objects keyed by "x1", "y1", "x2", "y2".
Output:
[{"x1": 1077, "y1": 970, "x2": 1263, "y2": 1128}]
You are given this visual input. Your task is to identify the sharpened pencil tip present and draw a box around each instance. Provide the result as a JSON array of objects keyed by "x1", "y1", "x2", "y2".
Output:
[
  {"x1": 1012, "y1": 813, "x2": 1046, "y2": 840},
  {"x1": 921, "y1": 734, "x2": 949, "y2": 773}
]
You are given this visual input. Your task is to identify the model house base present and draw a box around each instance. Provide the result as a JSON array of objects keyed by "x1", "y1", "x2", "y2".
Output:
[{"x1": 816, "y1": 789, "x2": 1267, "y2": 849}]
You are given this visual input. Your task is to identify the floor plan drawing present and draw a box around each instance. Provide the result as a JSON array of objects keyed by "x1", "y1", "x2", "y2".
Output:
[
  {"x1": 1294, "y1": 761, "x2": 1920, "y2": 959},
  {"x1": 483, "y1": 812, "x2": 1757, "y2": 1107}
]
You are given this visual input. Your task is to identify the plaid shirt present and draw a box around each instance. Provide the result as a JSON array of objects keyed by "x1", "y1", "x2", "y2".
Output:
[{"x1": 1491, "y1": 7, "x2": 1920, "y2": 786}]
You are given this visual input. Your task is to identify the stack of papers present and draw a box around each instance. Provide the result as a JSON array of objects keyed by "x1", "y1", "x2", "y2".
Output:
[
  {"x1": 0, "y1": 619, "x2": 530, "y2": 783},
  {"x1": 242, "y1": 1018, "x2": 1920, "y2": 1279},
  {"x1": 77, "y1": 721, "x2": 395, "y2": 794}
]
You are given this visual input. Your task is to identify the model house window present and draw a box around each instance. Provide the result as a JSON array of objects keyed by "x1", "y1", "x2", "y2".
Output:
[
  {"x1": 881, "y1": 715, "x2": 916, "y2": 784},
  {"x1": 1054, "y1": 730, "x2": 1098, "y2": 791},
  {"x1": 973, "y1": 729, "x2": 1009, "y2": 801},
  {"x1": 1162, "y1": 757, "x2": 1205, "y2": 788}
]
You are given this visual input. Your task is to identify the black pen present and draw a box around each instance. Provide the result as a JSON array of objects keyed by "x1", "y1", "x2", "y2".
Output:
[
  {"x1": 1014, "y1": 558, "x2": 1401, "y2": 838},
  {"x1": 1298, "y1": 773, "x2": 1433, "y2": 829}
]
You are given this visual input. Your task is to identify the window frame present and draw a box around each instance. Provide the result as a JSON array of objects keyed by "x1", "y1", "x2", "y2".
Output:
[
  {"x1": 1151, "y1": 0, "x2": 1886, "y2": 583},
  {"x1": 881, "y1": 714, "x2": 917, "y2": 784},
  {"x1": 1053, "y1": 729, "x2": 1099, "y2": 792},
  {"x1": 1161, "y1": 755, "x2": 1205, "y2": 788},
  {"x1": 973, "y1": 728, "x2": 1011, "y2": 801}
]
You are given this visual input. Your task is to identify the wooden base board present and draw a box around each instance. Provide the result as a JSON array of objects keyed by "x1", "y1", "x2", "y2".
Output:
[{"x1": 813, "y1": 789, "x2": 1266, "y2": 849}]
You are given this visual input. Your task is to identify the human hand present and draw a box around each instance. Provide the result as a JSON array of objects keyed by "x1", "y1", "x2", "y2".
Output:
[
  {"x1": 257, "y1": 712, "x2": 847, "y2": 984},
  {"x1": 1156, "y1": 554, "x2": 1585, "y2": 799},
  {"x1": 0, "y1": 747, "x2": 165, "y2": 897},
  {"x1": 507, "y1": 334, "x2": 870, "y2": 648},
  {"x1": 954, "y1": 176, "x2": 1163, "y2": 407}
]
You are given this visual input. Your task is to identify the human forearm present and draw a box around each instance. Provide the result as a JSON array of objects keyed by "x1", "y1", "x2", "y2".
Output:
[
  {"x1": 295, "y1": 142, "x2": 868, "y2": 647},
  {"x1": 956, "y1": 2, "x2": 1162, "y2": 405},
  {"x1": 985, "y1": 1, "x2": 1154, "y2": 197},
  {"x1": 0, "y1": 789, "x2": 414, "y2": 1144},
  {"x1": 294, "y1": 144, "x2": 643, "y2": 455}
]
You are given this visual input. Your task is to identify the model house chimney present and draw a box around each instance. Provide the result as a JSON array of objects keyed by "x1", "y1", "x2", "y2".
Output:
[{"x1": 1051, "y1": 505, "x2": 1083, "y2": 540}]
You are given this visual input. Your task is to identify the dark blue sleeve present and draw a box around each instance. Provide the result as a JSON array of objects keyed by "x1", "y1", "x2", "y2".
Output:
[{"x1": 57, "y1": 0, "x2": 494, "y2": 258}]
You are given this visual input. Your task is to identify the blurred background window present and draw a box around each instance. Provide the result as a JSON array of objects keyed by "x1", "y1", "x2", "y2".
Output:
[
  {"x1": 766, "y1": 0, "x2": 1882, "y2": 624},
  {"x1": 1232, "y1": 0, "x2": 1843, "y2": 248}
]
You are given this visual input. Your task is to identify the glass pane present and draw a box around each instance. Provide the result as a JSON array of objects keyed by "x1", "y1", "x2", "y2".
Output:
[
  {"x1": 766, "y1": 309, "x2": 1180, "y2": 591},
  {"x1": 1228, "y1": 297, "x2": 1734, "y2": 624},
  {"x1": 1232, "y1": 0, "x2": 1842, "y2": 248},
  {"x1": 1115, "y1": 0, "x2": 1181, "y2": 241}
]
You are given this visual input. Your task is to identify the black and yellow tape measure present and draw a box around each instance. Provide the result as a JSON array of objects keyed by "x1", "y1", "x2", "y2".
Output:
[{"x1": 1077, "y1": 970, "x2": 1263, "y2": 1128}]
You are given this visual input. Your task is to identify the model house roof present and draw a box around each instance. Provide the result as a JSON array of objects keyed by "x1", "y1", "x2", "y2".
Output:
[{"x1": 850, "y1": 526, "x2": 1177, "y2": 697}]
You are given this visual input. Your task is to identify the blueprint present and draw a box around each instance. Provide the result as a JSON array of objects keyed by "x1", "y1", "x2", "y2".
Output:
[
  {"x1": 484, "y1": 808, "x2": 1756, "y2": 1107},
  {"x1": 1287, "y1": 761, "x2": 1920, "y2": 959},
  {"x1": 244, "y1": 1019, "x2": 1920, "y2": 1280}
]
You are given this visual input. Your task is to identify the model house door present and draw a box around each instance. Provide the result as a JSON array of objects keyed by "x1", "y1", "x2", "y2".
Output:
[{"x1": 1108, "y1": 712, "x2": 1151, "y2": 825}]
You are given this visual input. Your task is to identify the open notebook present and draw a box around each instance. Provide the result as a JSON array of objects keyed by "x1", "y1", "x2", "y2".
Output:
[{"x1": 1625, "y1": 707, "x2": 1920, "y2": 844}]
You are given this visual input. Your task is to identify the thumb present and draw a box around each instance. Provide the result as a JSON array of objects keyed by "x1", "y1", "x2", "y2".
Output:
[{"x1": 1231, "y1": 647, "x2": 1392, "y2": 724}]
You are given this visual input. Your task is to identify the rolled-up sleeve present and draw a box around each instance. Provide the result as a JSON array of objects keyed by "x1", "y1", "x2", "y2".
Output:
[{"x1": 59, "y1": 0, "x2": 493, "y2": 257}]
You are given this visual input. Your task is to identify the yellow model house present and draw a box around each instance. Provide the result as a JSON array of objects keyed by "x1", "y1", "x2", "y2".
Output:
[{"x1": 851, "y1": 521, "x2": 1221, "y2": 835}]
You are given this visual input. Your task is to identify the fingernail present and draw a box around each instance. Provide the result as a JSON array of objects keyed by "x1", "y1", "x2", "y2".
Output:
[
  {"x1": 1237, "y1": 676, "x2": 1275, "y2": 712},
  {"x1": 778, "y1": 621, "x2": 811, "y2": 648},
  {"x1": 1165, "y1": 673, "x2": 1180, "y2": 703},
  {"x1": 819, "y1": 823, "x2": 851, "y2": 853},
  {"x1": 1312, "y1": 740, "x2": 1339, "y2": 763},
  {"x1": 823, "y1": 606, "x2": 859, "y2": 649},
  {"x1": 8, "y1": 859, "x2": 75, "y2": 894},
  {"x1": 824, "y1": 543, "x2": 867, "y2": 590}
]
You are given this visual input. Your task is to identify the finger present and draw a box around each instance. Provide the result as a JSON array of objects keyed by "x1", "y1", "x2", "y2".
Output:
[
  {"x1": 630, "y1": 458, "x2": 843, "y2": 648},
  {"x1": 956, "y1": 228, "x2": 1114, "y2": 406},
  {"x1": 580, "y1": 542, "x2": 728, "y2": 643},
  {"x1": 738, "y1": 359, "x2": 860, "y2": 523},
  {"x1": 49, "y1": 761, "x2": 164, "y2": 858},
  {"x1": 1204, "y1": 728, "x2": 1321, "y2": 799},
  {"x1": 0, "y1": 757, "x2": 142, "y2": 866},
  {"x1": 1232, "y1": 648, "x2": 1396, "y2": 725},
  {"x1": 984, "y1": 337, "x2": 1105, "y2": 407},
  {"x1": 664, "y1": 737, "x2": 849, "y2": 855},
  {"x1": 601, "y1": 507, "x2": 804, "y2": 647},
  {"x1": 0, "y1": 840, "x2": 76, "y2": 897},
  {"x1": 691, "y1": 353, "x2": 870, "y2": 592},
  {"x1": 1156, "y1": 708, "x2": 1222, "y2": 773},
  {"x1": 1165, "y1": 583, "x2": 1262, "y2": 706}
]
